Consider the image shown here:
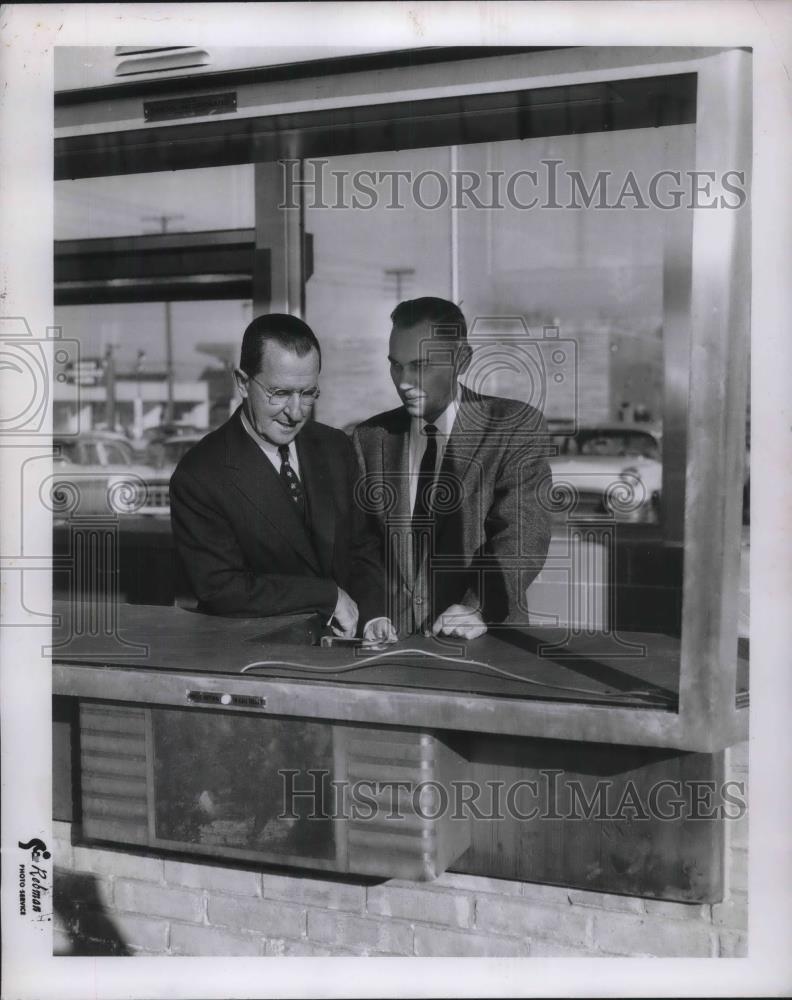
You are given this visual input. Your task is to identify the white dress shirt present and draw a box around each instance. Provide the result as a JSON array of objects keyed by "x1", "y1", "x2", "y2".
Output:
[
  {"x1": 407, "y1": 388, "x2": 461, "y2": 512},
  {"x1": 240, "y1": 408, "x2": 300, "y2": 477}
]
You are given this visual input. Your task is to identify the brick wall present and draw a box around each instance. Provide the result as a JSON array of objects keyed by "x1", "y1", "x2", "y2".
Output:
[{"x1": 53, "y1": 741, "x2": 747, "y2": 958}]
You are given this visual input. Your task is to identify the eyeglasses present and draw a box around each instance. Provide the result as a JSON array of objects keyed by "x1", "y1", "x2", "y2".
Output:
[{"x1": 248, "y1": 374, "x2": 321, "y2": 408}]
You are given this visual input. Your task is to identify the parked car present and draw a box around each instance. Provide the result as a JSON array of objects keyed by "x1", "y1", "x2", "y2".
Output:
[
  {"x1": 52, "y1": 432, "x2": 171, "y2": 516},
  {"x1": 128, "y1": 421, "x2": 204, "y2": 456},
  {"x1": 145, "y1": 422, "x2": 203, "y2": 444},
  {"x1": 547, "y1": 424, "x2": 663, "y2": 524},
  {"x1": 146, "y1": 431, "x2": 207, "y2": 473}
]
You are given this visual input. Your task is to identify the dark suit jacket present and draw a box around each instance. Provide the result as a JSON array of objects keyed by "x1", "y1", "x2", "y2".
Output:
[
  {"x1": 352, "y1": 389, "x2": 552, "y2": 633},
  {"x1": 170, "y1": 407, "x2": 385, "y2": 625}
]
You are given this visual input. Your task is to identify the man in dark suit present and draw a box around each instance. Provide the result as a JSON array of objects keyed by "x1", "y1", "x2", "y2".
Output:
[
  {"x1": 353, "y1": 298, "x2": 552, "y2": 640},
  {"x1": 170, "y1": 314, "x2": 395, "y2": 642}
]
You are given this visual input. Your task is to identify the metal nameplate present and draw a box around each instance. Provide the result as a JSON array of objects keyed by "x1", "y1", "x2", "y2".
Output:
[
  {"x1": 187, "y1": 690, "x2": 267, "y2": 709},
  {"x1": 143, "y1": 92, "x2": 237, "y2": 123}
]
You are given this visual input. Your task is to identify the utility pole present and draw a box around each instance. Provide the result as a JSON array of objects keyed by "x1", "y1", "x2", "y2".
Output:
[
  {"x1": 133, "y1": 349, "x2": 146, "y2": 441},
  {"x1": 142, "y1": 213, "x2": 184, "y2": 423},
  {"x1": 384, "y1": 267, "x2": 415, "y2": 303},
  {"x1": 104, "y1": 345, "x2": 117, "y2": 430}
]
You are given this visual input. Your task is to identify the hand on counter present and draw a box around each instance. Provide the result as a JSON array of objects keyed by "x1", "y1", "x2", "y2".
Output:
[
  {"x1": 331, "y1": 587, "x2": 359, "y2": 638},
  {"x1": 431, "y1": 604, "x2": 487, "y2": 640},
  {"x1": 362, "y1": 617, "x2": 398, "y2": 646}
]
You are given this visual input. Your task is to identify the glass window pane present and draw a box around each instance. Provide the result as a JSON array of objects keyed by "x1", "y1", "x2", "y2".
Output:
[
  {"x1": 305, "y1": 148, "x2": 453, "y2": 431},
  {"x1": 55, "y1": 165, "x2": 254, "y2": 239},
  {"x1": 152, "y1": 709, "x2": 335, "y2": 861},
  {"x1": 302, "y1": 125, "x2": 692, "y2": 650},
  {"x1": 456, "y1": 127, "x2": 695, "y2": 430},
  {"x1": 55, "y1": 165, "x2": 254, "y2": 439}
]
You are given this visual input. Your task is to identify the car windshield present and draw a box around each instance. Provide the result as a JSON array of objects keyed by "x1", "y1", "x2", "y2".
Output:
[
  {"x1": 102, "y1": 441, "x2": 134, "y2": 465},
  {"x1": 573, "y1": 431, "x2": 660, "y2": 460},
  {"x1": 56, "y1": 440, "x2": 80, "y2": 463}
]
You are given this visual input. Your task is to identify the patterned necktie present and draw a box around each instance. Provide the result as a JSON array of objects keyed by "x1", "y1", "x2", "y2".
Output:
[{"x1": 278, "y1": 444, "x2": 306, "y2": 518}]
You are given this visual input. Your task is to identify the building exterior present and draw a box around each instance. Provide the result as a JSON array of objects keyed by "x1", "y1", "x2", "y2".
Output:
[{"x1": 54, "y1": 366, "x2": 209, "y2": 437}]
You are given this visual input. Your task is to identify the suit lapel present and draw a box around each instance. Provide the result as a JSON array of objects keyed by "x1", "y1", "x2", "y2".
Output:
[
  {"x1": 224, "y1": 410, "x2": 321, "y2": 574},
  {"x1": 444, "y1": 390, "x2": 491, "y2": 475},
  {"x1": 434, "y1": 391, "x2": 492, "y2": 548},
  {"x1": 382, "y1": 416, "x2": 411, "y2": 520},
  {"x1": 296, "y1": 425, "x2": 335, "y2": 576}
]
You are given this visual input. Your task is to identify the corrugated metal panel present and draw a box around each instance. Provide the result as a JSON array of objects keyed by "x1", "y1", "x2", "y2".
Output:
[
  {"x1": 341, "y1": 727, "x2": 469, "y2": 880},
  {"x1": 79, "y1": 704, "x2": 150, "y2": 844}
]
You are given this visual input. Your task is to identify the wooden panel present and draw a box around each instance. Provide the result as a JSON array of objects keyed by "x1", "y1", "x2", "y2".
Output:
[{"x1": 450, "y1": 733, "x2": 725, "y2": 902}]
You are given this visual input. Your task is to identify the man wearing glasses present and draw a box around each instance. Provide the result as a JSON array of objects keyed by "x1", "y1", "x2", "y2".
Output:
[{"x1": 170, "y1": 314, "x2": 396, "y2": 643}]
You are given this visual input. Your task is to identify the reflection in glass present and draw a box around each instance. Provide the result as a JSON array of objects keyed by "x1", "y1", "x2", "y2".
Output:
[
  {"x1": 55, "y1": 165, "x2": 254, "y2": 240},
  {"x1": 302, "y1": 127, "x2": 693, "y2": 645},
  {"x1": 54, "y1": 165, "x2": 255, "y2": 437},
  {"x1": 305, "y1": 147, "x2": 454, "y2": 430}
]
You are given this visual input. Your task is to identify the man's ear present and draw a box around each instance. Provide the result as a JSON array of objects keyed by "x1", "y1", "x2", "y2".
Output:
[
  {"x1": 456, "y1": 342, "x2": 473, "y2": 376},
  {"x1": 233, "y1": 367, "x2": 249, "y2": 399}
]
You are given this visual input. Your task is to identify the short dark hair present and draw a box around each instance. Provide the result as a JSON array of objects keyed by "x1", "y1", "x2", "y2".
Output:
[
  {"x1": 239, "y1": 314, "x2": 321, "y2": 376},
  {"x1": 390, "y1": 297, "x2": 467, "y2": 341}
]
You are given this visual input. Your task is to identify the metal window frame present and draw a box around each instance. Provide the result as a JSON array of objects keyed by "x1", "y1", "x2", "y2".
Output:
[
  {"x1": 54, "y1": 229, "x2": 259, "y2": 304},
  {"x1": 53, "y1": 47, "x2": 751, "y2": 752}
]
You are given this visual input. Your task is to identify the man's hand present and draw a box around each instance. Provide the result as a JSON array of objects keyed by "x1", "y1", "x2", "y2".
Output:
[
  {"x1": 431, "y1": 604, "x2": 487, "y2": 640},
  {"x1": 331, "y1": 588, "x2": 359, "y2": 638},
  {"x1": 362, "y1": 617, "x2": 398, "y2": 646}
]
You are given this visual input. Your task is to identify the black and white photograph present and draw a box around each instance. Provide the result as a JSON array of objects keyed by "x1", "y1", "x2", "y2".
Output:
[{"x1": 1, "y1": 3, "x2": 791, "y2": 998}]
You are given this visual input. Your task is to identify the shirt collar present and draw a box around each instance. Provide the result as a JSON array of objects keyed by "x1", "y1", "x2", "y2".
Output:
[
  {"x1": 411, "y1": 385, "x2": 461, "y2": 439},
  {"x1": 240, "y1": 406, "x2": 293, "y2": 461}
]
